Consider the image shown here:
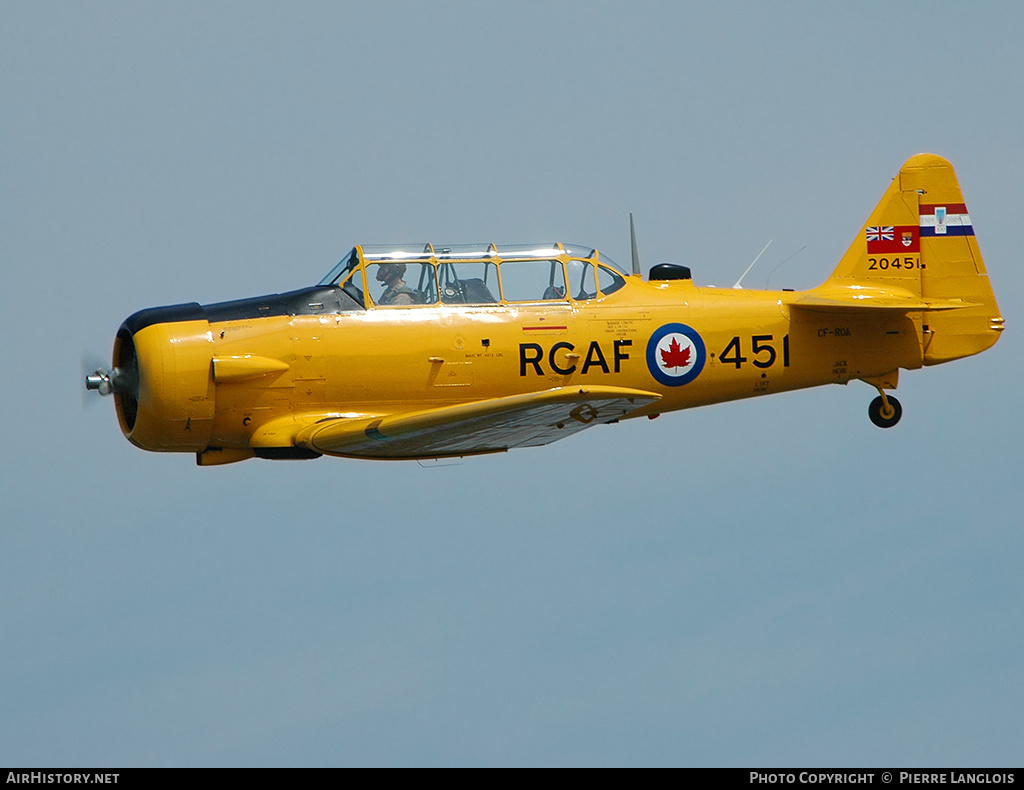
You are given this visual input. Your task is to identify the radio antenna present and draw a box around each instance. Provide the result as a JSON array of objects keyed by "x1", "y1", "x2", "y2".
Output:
[
  {"x1": 766, "y1": 245, "x2": 807, "y2": 288},
  {"x1": 733, "y1": 239, "x2": 772, "y2": 289}
]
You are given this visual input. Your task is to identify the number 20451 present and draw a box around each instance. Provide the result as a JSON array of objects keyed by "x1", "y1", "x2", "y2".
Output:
[{"x1": 868, "y1": 256, "x2": 919, "y2": 270}]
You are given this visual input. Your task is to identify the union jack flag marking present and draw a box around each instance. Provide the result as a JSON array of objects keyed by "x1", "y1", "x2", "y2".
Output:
[{"x1": 866, "y1": 226, "x2": 894, "y2": 243}]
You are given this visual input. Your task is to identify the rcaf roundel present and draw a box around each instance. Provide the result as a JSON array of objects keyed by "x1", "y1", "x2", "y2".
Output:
[{"x1": 646, "y1": 323, "x2": 706, "y2": 386}]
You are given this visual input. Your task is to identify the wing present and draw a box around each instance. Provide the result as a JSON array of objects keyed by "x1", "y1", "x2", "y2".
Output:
[{"x1": 285, "y1": 386, "x2": 660, "y2": 459}]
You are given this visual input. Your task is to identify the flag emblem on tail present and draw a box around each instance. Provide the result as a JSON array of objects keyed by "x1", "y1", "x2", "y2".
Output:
[
  {"x1": 920, "y1": 204, "x2": 974, "y2": 237},
  {"x1": 867, "y1": 225, "x2": 919, "y2": 253}
]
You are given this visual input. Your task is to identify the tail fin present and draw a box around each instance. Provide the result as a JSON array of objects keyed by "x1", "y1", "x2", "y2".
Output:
[{"x1": 814, "y1": 154, "x2": 1003, "y2": 363}]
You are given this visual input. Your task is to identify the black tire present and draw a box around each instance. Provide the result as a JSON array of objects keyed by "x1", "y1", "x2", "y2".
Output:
[{"x1": 868, "y1": 395, "x2": 902, "y2": 428}]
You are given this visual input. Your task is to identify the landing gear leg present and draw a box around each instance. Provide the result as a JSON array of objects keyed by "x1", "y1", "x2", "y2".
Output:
[{"x1": 868, "y1": 390, "x2": 902, "y2": 428}]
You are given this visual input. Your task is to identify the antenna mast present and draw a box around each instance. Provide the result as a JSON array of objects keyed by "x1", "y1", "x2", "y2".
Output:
[{"x1": 630, "y1": 213, "x2": 641, "y2": 277}]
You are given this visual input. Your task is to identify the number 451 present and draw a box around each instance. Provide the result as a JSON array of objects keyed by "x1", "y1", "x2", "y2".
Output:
[{"x1": 719, "y1": 334, "x2": 790, "y2": 369}]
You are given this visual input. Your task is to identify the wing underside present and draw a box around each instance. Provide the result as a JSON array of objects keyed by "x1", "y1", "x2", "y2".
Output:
[{"x1": 291, "y1": 386, "x2": 661, "y2": 459}]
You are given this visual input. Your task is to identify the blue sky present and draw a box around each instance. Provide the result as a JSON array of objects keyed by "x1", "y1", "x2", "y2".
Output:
[{"x1": 2, "y1": 1, "x2": 1022, "y2": 766}]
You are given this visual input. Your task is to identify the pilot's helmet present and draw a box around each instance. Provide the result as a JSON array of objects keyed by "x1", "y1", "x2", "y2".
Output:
[{"x1": 376, "y1": 262, "x2": 407, "y2": 283}]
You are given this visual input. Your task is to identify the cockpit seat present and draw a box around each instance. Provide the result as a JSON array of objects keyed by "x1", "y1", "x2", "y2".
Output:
[{"x1": 461, "y1": 279, "x2": 497, "y2": 303}]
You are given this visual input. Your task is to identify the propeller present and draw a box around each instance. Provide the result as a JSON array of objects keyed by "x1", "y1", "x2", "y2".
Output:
[
  {"x1": 82, "y1": 351, "x2": 137, "y2": 401},
  {"x1": 81, "y1": 353, "x2": 109, "y2": 407}
]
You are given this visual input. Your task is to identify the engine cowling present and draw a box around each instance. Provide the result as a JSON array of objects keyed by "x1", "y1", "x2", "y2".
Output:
[{"x1": 114, "y1": 304, "x2": 215, "y2": 452}]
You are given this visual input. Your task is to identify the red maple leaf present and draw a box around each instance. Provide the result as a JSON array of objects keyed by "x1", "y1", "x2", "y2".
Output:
[{"x1": 660, "y1": 337, "x2": 691, "y2": 370}]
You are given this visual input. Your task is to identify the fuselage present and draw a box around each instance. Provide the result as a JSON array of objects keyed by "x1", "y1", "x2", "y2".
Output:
[{"x1": 111, "y1": 244, "x2": 928, "y2": 461}]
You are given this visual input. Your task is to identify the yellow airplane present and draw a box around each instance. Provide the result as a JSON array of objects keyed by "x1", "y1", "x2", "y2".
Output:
[{"x1": 85, "y1": 154, "x2": 1002, "y2": 465}]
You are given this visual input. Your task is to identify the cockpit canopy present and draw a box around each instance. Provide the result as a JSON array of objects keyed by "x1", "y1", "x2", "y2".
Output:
[{"x1": 318, "y1": 243, "x2": 627, "y2": 308}]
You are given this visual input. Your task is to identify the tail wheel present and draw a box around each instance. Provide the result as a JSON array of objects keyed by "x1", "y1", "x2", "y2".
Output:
[{"x1": 868, "y1": 395, "x2": 902, "y2": 428}]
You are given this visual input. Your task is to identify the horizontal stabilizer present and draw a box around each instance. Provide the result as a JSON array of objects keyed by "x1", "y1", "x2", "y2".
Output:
[
  {"x1": 794, "y1": 287, "x2": 979, "y2": 313},
  {"x1": 293, "y1": 386, "x2": 661, "y2": 459}
]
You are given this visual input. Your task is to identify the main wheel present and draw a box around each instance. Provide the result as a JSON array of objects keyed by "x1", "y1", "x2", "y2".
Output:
[{"x1": 868, "y1": 395, "x2": 902, "y2": 428}]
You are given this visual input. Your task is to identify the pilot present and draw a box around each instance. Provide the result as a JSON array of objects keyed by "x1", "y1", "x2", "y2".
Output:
[{"x1": 375, "y1": 263, "x2": 419, "y2": 306}]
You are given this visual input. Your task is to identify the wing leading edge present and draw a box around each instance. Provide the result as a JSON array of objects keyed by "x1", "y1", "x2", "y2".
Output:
[{"x1": 290, "y1": 386, "x2": 661, "y2": 459}]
